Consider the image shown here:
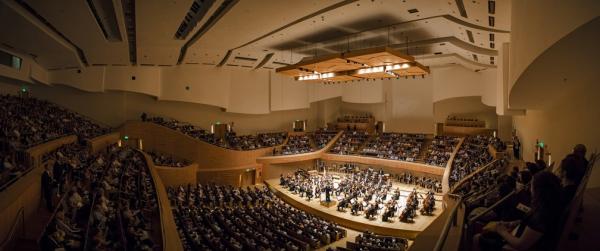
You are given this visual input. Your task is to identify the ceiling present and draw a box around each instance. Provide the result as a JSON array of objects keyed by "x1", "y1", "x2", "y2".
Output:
[{"x1": 0, "y1": 0, "x2": 511, "y2": 72}]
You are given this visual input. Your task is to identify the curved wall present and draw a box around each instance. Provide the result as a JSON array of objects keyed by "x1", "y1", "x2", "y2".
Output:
[
  {"x1": 509, "y1": 0, "x2": 600, "y2": 94},
  {"x1": 119, "y1": 121, "x2": 275, "y2": 169},
  {"x1": 511, "y1": 17, "x2": 600, "y2": 187}
]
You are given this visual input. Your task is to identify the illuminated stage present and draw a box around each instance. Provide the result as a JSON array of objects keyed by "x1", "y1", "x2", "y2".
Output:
[{"x1": 264, "y1": 177, "x2": 444, "y2": 239}]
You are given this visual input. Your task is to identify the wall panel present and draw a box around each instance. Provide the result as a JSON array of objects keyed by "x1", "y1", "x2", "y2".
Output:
[
  {"x1": 270, "y1": 73, "x2": 309, "y2": 111},
  {"x1": 227, "y1": 69, "x2": 270, "y2": 114},
  {"x1": 104, "y1": 66, "x2": 161, "y2": 97},
  {"x1": 49, "y1": 67, "x2": 105, "y2": 92},
  {"x1": 159, "y1": 65, "x2": 231, "y2": 108}
]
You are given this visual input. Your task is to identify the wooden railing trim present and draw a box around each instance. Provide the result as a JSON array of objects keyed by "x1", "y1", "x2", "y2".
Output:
[
  {"x1": 442, "y1": 137, "x2": 465, "y2": 194},
  {"x1": 139, "y1": 151, "x2": 184, "y2": 251},
  {"x1": 122, "y1": 121, "x2": 285, "y2": 154},
  {"x1": 320, "y1": 153, "x2": 446, "y2": 176},
  {"x1": 256, "y1": 131, "x2": 344, "y2": 164},
  {"x1": 449, "y1": 159, "x2": 500, "y2": 194},
  {"x1": 0, "y1": 207, "x2": 24, "y2": 251}
]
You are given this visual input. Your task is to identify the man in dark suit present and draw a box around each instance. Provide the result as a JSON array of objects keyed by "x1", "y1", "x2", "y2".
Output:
[{"x1": 41, "y1": 165, "x2": 54, "y2": 211}]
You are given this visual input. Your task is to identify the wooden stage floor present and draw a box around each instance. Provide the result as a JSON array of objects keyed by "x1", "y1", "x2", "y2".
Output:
[{"x1": 264, "y1": 178, "x2": 444, "y2": 239}]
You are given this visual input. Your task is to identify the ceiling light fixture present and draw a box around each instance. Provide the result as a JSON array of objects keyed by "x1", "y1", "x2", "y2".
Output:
[{"x1": 277, "y1": 47, "x2": 429, "y2": 82}]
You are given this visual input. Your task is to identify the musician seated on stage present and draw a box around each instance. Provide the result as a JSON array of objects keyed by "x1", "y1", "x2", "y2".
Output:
[{"x1": 280, "y1": 168, "x2": 437, "y2": 223}]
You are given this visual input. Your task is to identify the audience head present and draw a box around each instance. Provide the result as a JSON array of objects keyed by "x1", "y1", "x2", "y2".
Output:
[
  {"x1": 559, "y1": 154, "x2": 587, "y2": 184},
  {"x1": 531, "y1": 171, "x2": 562, "y2": 213},
  {"x1": 573, "y1": 144, "x2": 587, "y2": 159}
]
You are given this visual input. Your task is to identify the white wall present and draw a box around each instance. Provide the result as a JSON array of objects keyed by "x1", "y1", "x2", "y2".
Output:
[
  {"x1": 511, "y1": 17, "x2": 600, "y2": 187},
  {"x1": 509, "y1": 0, "x2": 600, "y2": 94}
]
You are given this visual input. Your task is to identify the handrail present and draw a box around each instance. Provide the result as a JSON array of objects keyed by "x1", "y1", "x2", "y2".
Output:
[
  {"x1": 138, "y1": 150, "x2": 166, "y2": 250},
  {"x1": 449, "y1": 159, "x2": 500, "y2": 194},
  {"x1": 126, "y1": 121, "x2": 285, "y2": 153},
  {"x1": 433, "y1": 195, "x2": 463, "y2": 251},
  {"x1": 0, "y1": 166, "x2": 35, "y2": 191},
  {"x1": 256, "y1": 131, "x2": 343, "y2": 163},
  {"x1": 0, "y1": 207, "x2": 25, "y2": 250},
  {"x1": 442, "y1": 137, "x2": 465, "y2": 193},
  {"x1": 467, "y1": 189, "x2": 517, "y2": 225}
]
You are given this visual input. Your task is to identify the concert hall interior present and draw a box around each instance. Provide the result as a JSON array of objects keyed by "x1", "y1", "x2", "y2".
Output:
[{"x1": 0, "y1": 0, "x2": 599, "y2": 250}]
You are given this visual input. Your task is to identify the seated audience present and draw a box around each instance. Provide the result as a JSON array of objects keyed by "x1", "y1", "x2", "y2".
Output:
[
  {"x1": 424, "y1": 136, "x2": 460, "y2": 167},
  {"x1": 473, "y1": 171, "x2": 563, "y2": 251},
  {"x1": 0, "y1": 95, "x2": 109, "y2": 189},
  {"x1": 40, "y1": 145, "x2": 160, "y2": 251},
  {"x1": 360, "y1": 133, "x2": 425, "y2": 162},
  {"x1": 329, "y1": 130, "x2": 370, "y2": 155},
  {"x1": 348, "y1": 231, "x2": 408, "y2": 251},
  {"x1": 147, "y1": 151, "x2": 191, "y2": 167},
  {"x1": 146, "y1": 115, "x2": 287, "y2": 151},
  {"x1": 449, "y1": 135, "x2": 495, "y2": 188},
  {"x1": 168, "y1": 184, "x2": 346, "y2": 251}
]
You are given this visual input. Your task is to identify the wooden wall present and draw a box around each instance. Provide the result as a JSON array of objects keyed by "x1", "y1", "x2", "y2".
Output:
[
  {"x1": 119, "y1": 121, "x2": 276, "y2": 169},
  {"x1": 86, "y1": 132, "x2": 120, "y2": 155},
  {"x1": 320, "y1": 154, "x2": 445, "y2": 176},
  {"x1": 196, "y1": 164, "x2": 261, "y2": 186},
  {"x1": 25, "y1": 135, "x2": 77, "y2": 168},
  {"x1": 139, "y1": 152, "x2": 184, "y2": 251},
  {"x1": 0, "y1": 166, "x2": 43, "y2": 244},
  {"x1": 262, "y1": 160, "x2": 316, "y2": 181},
  {"x1": 153, "y1": 164, "x2": 198, "y2": 188},
  {"x1": 1, "y1": 135, "x2": 79, "y2": 245},
  {"x1": 443, "y1": 125, "x2": 494, "y2": 136}
]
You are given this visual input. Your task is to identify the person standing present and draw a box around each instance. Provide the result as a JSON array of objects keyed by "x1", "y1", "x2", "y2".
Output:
[
  {"x1": 513, "y1": 135, "x2": 521, "y2": 160},
  {"x1": 41, "y1": 165, "x2": 54, "y2": 211}
]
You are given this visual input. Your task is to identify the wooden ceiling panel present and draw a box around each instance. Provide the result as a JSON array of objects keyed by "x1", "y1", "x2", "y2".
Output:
[
  {"x1": 350, "y1": 71, "x2": 396, "y2": 79},
  {"x1": 344, "y1": 47, "x2": 414, "y2": 66},
  {"x1": 292, "y1": 54, "x2": 362, "y2": 73}
]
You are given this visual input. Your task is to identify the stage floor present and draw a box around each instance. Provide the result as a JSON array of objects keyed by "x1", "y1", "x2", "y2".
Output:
[{"x1": 265, "y1": 177, "x2": 444, "y2": 239}]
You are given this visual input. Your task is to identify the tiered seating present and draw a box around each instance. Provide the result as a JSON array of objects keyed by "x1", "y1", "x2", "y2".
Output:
[
  {"x1": 277, "y1": 134, "x2": 313, "y2": 155},
  {"x1": 453, "y1": 159, "x2": 507, "y2": 199},
  {"x1": 489, "y1": 136, "x2": 507, "y2": 151},
  {"x1": 337, "y1": 114, "x2": 373, "y2": 123},
  {"x1": 449, "y1": 135, "x2": 494, "y2": 189},
  {"x1": 344, "y1": 231, "x2": 409, "y2": 251},
  {"x1": 146, "y1": 117, "x2": 223, "y2": 146},
  {"x1": 0, "y1": 95, "x2": 110, "y2": 190},
  {"x1": 423, "y1": 136, "x2": 460, "y2": 167},
  {"x1": 146, "y1": 116, "x2": 287, "y2": 151},
  {"x1": 328, "y1": 130, "x2": 370, "y2": 155},
  {"x1": 147, "y1": 151, "x2": 191, "y2": 167},
  {"x1": 445, "y1": 116, "x2": 485, "y2": 128},
  {"x1": 360, "y1": 133, "x2": 425, "y2": 162},
  {"x1": 40, "y1": 146, "x2": 160, "y2": 251},
  {"x1": 313, "y1": 128, "x2": 338, "y2": 149},
  {"x1": 227, "y1": 132, "x2": 287, "y2": 150},
  {"x1": 168, "y1": 184, "x2": 346, "y2": 251}
]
